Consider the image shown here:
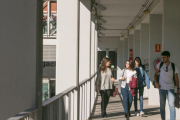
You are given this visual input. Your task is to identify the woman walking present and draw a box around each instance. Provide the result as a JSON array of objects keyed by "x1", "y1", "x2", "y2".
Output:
[
  {"x1": 95, "y1": 57, "x2": 115, "y2": 118},
  {"x1": 119, "y1": 60, "x2": 137, "y2": 120},
  {"x1": 134, "y1": 57, "x2": 150, "y2": 116}
]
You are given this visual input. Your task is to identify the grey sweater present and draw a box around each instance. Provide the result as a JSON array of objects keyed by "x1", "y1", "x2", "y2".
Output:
[{"x1": 95, "y1": 68, "x2": 113, "y2": 91}]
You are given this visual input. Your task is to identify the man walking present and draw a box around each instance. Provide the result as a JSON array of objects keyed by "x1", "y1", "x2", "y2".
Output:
[{"x1": 154, "y1": 51, "x2": 179, "y2": 120}]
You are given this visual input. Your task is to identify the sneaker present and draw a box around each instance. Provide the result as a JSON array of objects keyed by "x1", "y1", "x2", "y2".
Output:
[
  {"x1": 140, "y1": 111, "x2": 145, "y2": 117},
  {"x1": 135, "y1": 112, "x2": 140, "y2": 116}
]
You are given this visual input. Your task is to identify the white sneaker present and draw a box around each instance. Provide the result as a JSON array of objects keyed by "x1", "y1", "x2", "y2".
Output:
[
  {"x1": 140, "y1": 111, "x2": 145, "y2": 117},
  {"x1": 135, "y1": 112, "x2": 140, "y2": 116}
]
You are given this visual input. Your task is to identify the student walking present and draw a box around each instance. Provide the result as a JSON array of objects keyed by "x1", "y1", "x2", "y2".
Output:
[
  {"x1": 95, "y1": 57, "x2": 115, "y2": 118},
  {"x1": 134, "y1": 57, "x2": 150, "y2": 116},
  {"x1": 154, "y1": 51, "x2": 179, "y2": 120},
  {"x1": 119, "y1": 60, "x2": 137, "y2": 120}
]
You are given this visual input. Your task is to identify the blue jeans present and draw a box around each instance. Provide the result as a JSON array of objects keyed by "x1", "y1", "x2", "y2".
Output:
[
  {"x1": 121, "y1": 84, "x2": 133, "y2": 113},
  {"x1": 159, "y1": 89, "x2": 176, "y2": 120},
  {"x1": 134, "y1": 87, "x2": 144, "y2": 112}
]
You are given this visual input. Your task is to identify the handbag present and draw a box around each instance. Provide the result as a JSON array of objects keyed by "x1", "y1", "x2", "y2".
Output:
[
  {"x1": 175, "y1": 93, "x2": 180, "y2": 109},
  {"x1": 110, "y1": 82, "x2": 117, "y2": 97},
  {"x1": 129, "y1": 76, "x2": 139, "y2": 96}
]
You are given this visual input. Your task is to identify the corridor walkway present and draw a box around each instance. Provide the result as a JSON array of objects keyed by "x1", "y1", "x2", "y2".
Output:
[{"x1": 91, "y1": 89, "x2": 160, "y2": 120}]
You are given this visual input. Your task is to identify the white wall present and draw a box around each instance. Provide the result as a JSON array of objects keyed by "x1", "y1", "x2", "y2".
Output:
[
  {"x1": 123, "y1": 38, "x2": 129, "y2": 65},
  {"x1": 56, "y1": 0, "x2": 78, "y2": 94},
  {"x1": 117, "y1": 40, "x2": 124, "y2": 78},
  {"x1": 98, "y1": 37, "x2": 119, "y2": 50},
  {"x1": 134, "y1": 30, "x2": 140, "y2": 58},
  {"x1": 0, "y1": 0, "x2": 42, "y2": 119},
  {"x1": 79, "y1": 0, "x2": 91, "y2": 82}
]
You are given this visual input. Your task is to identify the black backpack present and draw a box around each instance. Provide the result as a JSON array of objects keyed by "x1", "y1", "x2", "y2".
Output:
[{"x1": 156, "y1": 62, "x2": 176, "y2": 86}]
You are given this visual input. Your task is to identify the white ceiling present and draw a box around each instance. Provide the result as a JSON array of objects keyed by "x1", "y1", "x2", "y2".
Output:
[{"x1": 97, "y1": 0, "x2": 147, "y2": 36}]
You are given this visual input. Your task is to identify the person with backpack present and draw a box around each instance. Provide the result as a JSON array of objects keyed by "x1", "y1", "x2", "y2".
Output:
[
  {"x1": 119, "y1": 60, "x2": 137, "y2": 120},
  {"x1": 95, "y1": 57, "x2": 115, "y2": 118},
  {"x1": 134, "y1": 57, "x2": 150, "y2": 117},
  {"x1": 154, "y1": 51, "x2": 179, "y2": 120}
]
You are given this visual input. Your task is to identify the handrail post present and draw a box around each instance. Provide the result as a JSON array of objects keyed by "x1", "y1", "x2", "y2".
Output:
[{"x1": 76, "y1": 0, "x2": 80, "y2": 120}]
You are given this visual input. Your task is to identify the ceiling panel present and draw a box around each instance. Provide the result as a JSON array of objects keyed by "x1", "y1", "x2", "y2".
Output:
[{"x1": 97, "y1": 0, "x2": 147, "y2": 36}]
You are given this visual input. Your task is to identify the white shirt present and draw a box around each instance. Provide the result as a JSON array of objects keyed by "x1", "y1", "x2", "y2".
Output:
[
  {"x1": 156, "y1": 62, "x2": 178, "y2": 90},
  {"x1": 125, "y1": 70, "x2": 137, "y2": 83}
]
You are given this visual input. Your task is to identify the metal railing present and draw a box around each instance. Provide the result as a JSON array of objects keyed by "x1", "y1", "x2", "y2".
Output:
[
  {"x1": 42, "y1": 72, "x2": 98, "y2": 120},
  {"x1": 8, "y1": 71, "x2": 98, "y2": 120},
  {"x1": 7, "y1": 108, "x2": 38, "y2": 120}
]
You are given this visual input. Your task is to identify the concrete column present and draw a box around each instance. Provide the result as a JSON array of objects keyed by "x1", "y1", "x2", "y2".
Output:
[
  {"x1": 95, "y1": 25, "x2": 98, "y2": 72},
  {"x1": 162, "y1": 0, "x2": 180, "y2": 119},
  {"x1": 117, "y1": 40, "x2": 124, "y2": 78},
  {"x1": 123, "y1": 38, "x2": 128, "y2": 65},
  {"x1": 79, "y1": 0, "x2": 91, "y2": 82},
  {"x1": 128, "y1": 34, "x2": 134, "y2": 60},
  {"x1": 140, "y1": 24, "x2": 149, "y2": 64},
  {"x1": 162, "y1": 0, "x2": 180, "y2": 70},
  {"x1": 140, "y1": 23, "x2": 150, "y2": 98},
  {"x1": 0, "y1": 0, "x2": 43, "y2": 119},
  {"x1": 133, "y1": 30, "x2": 141, "y2": 58},
  {"x1": 148, "y1": 14, "x2": 162, "y2": 105},
  {"x1": 56, "y1": 0, "x2": 79, "y2": 93},
  {"x1": 90, "y1": 15, "x2": 95, "y2": 112}
]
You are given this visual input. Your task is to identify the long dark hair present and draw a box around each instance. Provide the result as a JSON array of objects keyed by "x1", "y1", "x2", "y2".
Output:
[
  {"x1": 125, "y1": 60, "x2": 135, "y2": 70},
  {"x1": 101, "y1": 57, "x2": 112, "y2": 73},
  {"x1": 134, "y1": 57, "x2": 143, "y2": 67}
]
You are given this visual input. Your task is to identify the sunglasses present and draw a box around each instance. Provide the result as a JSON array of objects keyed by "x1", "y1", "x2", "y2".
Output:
[{"x1": 166, "y1": 66, "x2": 168, "y2": 72}]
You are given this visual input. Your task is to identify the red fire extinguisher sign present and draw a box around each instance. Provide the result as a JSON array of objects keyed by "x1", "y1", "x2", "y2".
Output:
[{"x1": 155, "y1": 44, "x2": 161, "y2": 52}]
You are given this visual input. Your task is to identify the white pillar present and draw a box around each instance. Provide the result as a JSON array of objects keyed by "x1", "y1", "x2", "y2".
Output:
[
  {"x1": 123, "y1": 38, "x2": 128, "y2": 65},
  {"x1": 117, "y1": 40, "x2": 124, "y2": 79},
  {"x1": 79, "y1": 0, "x2": 91, "y2": 82},
  {"x1": 148, "y1": 14, "x2": 162, "y2": 105},
  {"x1": 140, "y1": 24, "x2": 149, "y2": 64},
  {"x1": 0, "y1": 0, "x2": 43, "y2": 120},
  {"x1": 140, "y1": 23, "x2": 150, "y2": 98},
  {"x1": 90, "y1": 15, "x2": 95, "y2": 112},
  {"x1": 95, "y1": 25, "x2": 98, "y2": 72},
  {"x1": 128, "y1": 34, "x2": 134, "y2": 60},
  {"x1": 133, "y1": 30, "x2": 140, "y2": 58},
  {"x1": 56, "y1": 0, "x2": 79, "y2": 93},
  {"x1": 56, "y1": 1, "x2": 80, "y2": 119},
  {"x1": 162, "y1": 0, "x2": 180, "y2": 119}
]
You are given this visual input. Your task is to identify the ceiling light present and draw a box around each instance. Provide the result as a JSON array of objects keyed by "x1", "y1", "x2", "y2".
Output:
[
  {"x1": 98, "y1": 26, "x2": 107, "y2": 31},
  {"x1": 91, "y1": 6, "x2": 96, "y2": 15},
  {"x1": 120, "y1": 35, "x2": 124, "y2": 39},
  {"x1": 97, "y1": 18, "x2": 107, "y2": 23},
  {"x1": 93, "y1": 3, "x2": 107, "y2": 11},
  {"x1": 143, "y1": 9, "x2": 150, "y2": 15},
  {"x1": 130, "y1": 26, "x2": 134, "y2": 31}
]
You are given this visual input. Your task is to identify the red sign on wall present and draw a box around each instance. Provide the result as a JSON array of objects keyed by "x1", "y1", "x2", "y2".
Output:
[{"x1": 155, "y1": 44, "x2": 161, "y2": 52}]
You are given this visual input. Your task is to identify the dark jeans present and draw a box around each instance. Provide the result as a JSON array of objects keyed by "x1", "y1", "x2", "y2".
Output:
[
  {"x1": 121, "y1": 84, "x2": 133, "y2": 113},
  {"x1": 134, "y1": 87, "x2": 144, "y2": 112},
  {"x1": 100, "y1": 90, "x2": 110, "y2": 114}
]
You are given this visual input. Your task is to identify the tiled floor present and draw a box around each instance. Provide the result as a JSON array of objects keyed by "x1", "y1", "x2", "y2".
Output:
[{"x1": 90, "y1": 91, "x2": 160, "y2": 120}]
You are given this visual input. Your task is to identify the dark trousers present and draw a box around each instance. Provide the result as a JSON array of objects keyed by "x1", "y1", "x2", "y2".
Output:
[
  {"x1": 100, "y1": 90, "x2": 110, "y2": 114},
  {"x1": 121, "y1": 84, "x2": 133, "y2": 114},
  {"x1": 134, "y1": 87, "x2": 144, "y2": 112}
]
